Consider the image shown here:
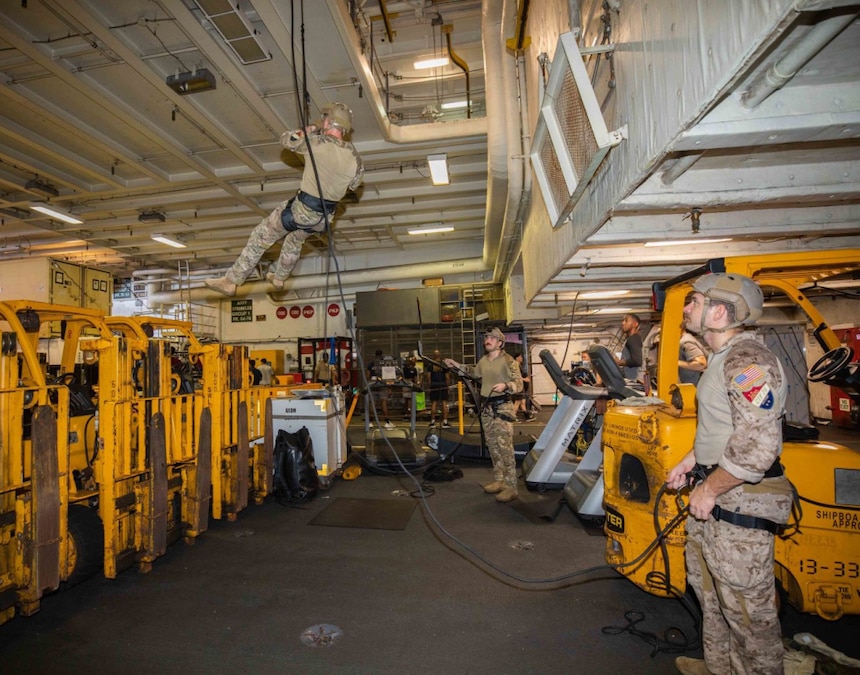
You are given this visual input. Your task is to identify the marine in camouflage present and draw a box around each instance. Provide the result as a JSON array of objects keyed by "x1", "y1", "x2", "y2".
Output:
[{"x1": 686, "y1": 333, "x2": 791, "y2": 674}]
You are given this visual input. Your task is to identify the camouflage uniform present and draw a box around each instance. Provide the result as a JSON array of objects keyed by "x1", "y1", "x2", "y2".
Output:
[
  {"x1": 462, "y1": 352, "x2": 523, "y2": 489},
  {"x1": 224, "y1": 128, "x2": 363, "y2": 286},
  {"x1": 687, "y1": 333, "x2": 792, "y2": 675}
]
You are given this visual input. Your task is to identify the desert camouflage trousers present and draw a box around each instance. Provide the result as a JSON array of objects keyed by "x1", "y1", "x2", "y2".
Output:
[
  {"x1": 685, "y1": 476, "x2": 793, "y2": 675},
  {"x1": 226, "y1": 198, "x2": 324, "y2": 285},
  {"x1": 482, "y1": 406, "x2": 517, "y2": 488}
]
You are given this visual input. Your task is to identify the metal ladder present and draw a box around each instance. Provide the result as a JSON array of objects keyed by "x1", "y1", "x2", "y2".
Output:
[{"x1": 460, "y1": 288, "x2": 476, "y2": 365}]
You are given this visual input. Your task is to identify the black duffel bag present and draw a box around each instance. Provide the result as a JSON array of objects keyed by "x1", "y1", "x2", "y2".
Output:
[{"x1": 273, "y1": 427, "x2": 320, "y2": 503}]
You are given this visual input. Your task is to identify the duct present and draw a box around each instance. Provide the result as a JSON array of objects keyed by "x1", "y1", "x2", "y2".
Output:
[
  {"x1": 741, "y1": 9, "x2": 857, "y2": 109},
  {"x1": 493, "y1": 0, "x2": 532, "y2": 284},
  {"x1": 481, "y1": 0, "x2": 510, "y2": 274},
  {"x1": 148, "y1": 257, "x2": 490, "y2": 304}
]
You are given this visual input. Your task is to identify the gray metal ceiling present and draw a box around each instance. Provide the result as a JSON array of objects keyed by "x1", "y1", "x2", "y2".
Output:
[{"x1": 0, "y1": 0, "x2": 858, "y2": 330}]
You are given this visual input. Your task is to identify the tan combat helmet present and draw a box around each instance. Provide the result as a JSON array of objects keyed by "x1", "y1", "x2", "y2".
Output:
[
  {"x1": 321, "y1": 102, "x2": 353, "y2": 133},
  {"x1": 692, "y1": 273, "x2": 764, "y2": 329}
]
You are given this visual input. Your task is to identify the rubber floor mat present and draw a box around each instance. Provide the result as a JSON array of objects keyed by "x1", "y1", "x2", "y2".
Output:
[{"x1": 309, "y1": 497, "x2": 417, "y2": 530}]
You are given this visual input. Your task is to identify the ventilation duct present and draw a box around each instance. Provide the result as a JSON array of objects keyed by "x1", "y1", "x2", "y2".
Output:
[{"x1": 530, "y1": 31, "x2": 625, "y2": 228}]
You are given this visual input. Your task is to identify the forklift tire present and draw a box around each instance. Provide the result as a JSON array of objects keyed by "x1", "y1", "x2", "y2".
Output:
[{"x1": 65, "y1": 505, "x2": 104, "y2": 586}]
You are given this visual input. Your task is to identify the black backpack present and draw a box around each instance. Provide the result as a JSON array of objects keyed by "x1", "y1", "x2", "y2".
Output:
[{"x1": 273, "y1": 427, "x2": 320, "y2": 502}]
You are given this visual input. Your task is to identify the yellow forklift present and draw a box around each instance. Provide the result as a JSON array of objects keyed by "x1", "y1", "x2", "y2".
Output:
[
  {"x1": 105, "y1": 316, "x2": 275, "y2": 521},
  {"x1": 600, "y1": 250, "x2": 860, "y2": 620},
  {"x1": 0, "y1": 301, "x2": 192, "y2": 623}
]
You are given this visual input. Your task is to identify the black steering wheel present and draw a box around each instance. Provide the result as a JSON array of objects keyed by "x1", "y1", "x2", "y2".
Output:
[
  {"x1": 808, "y1": 347, "x2": 853, "y2": 382},
  {"x1": 52, "y1": 372, "x2": 77, "y2": 386}
]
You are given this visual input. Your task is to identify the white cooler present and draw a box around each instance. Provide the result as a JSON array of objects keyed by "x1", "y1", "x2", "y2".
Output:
[{"x1": 270, "y1": 392, "x2": 346, "y2": 475}]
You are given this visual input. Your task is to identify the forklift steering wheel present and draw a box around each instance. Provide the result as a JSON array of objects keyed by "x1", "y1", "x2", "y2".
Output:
[
  {"x1": 808, "y1": 346, "x2": 853, "y2": 383},
  {"x1": 52, "y1": 372, "x2": 77, "y2": 386}
]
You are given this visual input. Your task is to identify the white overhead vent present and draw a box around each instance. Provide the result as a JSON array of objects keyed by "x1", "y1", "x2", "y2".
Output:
[
  {"x1": 530, "y1": 31, "x2": 625, "y2": 228},
  {"x1": 193, "y1": 0, "x2": 271, "y2": 65}
]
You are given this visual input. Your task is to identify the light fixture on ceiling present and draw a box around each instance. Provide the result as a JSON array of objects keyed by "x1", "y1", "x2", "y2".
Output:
[
  {"x1": 579, "y1": 290, "x2": 630, "y2": 299},
  {"x1": 441, "y1": 100, "x2": 470, "y2": 110},
  {"x1": 427, "y1": 154, "x2": 449, "y2": 186},
  {"x1": 414, "y1": 56, "x2": 449, "y2": 70},
  {"x1": 643, "y1": 238, "x2": 732, "y2": 247},
  {"x1": 192, "y1": 0, "x2": 271, "y2": 65},
  {"x1": 30, "y1": 203, "x2": 84, "y2": 225},
  {"x1": 25, "y1": 179, "x2": 59, "y2": 197},
  {"x1": 150, "y1": 233, "x2": 187, "y2": 249},
  {"x1": 166, "y1": 68, "x2": 217, "y2": 95},
  {"x1": 139, "y1": 210, "x2": 166, "y2": 223},
  {"x1": 408, "y1": 224, "x2": 454, "y2": 235}
]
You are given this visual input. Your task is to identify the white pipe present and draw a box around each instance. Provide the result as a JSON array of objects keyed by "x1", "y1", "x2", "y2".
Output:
[
  {"x1": 494, "y1": 0, "x2": 532, "y2": 283},
  {"x1": 149, "y1": 257, "x2": 490, "y2": 304},
  {"x1": 481, "y1": 0, "x2": 509, "y2": 270},
  {"x1": 741, "y1": 11, "x2": 857, "y2": 109}
]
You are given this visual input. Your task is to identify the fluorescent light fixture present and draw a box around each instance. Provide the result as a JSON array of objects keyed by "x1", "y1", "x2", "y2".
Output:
[
  {"x1": 441, "y1": 100, "x2": 470, "y2": 110},
  {"x1": 579, "y1": 290, "x2": 630, "y2": 299},
  {"x1": 427, "y1": 154, "x2": 449, "y2": 186},
  {"x1": 644, "y1": 238, "x2": 732, "y2": 247},
  {"x1": 593, "y1": 307, "x2": 635, "y2": 315},
  {"x1": 30, "y1": 203, "x2": 83, "y2": 225},
  {"x1": 150, "y1": 233, "x2": 187, "y2": 249},
  {"x1": 408, "y1": 224, "x2": 454, "y2": 235},
  {"x1": 414, "y1": 57, "x2": 449, "y2": 70}
]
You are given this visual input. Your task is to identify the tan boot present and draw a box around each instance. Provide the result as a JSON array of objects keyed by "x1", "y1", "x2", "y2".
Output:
[
  {"x1": 266, "y1": 272, "x2": 286, "y2": 290},
  {"x1": 205, "y1": 276, "x2": 237, "y2": 297},
  {"x1": 674, "y1": 656, "x2": 712, "y2": 675},
  {"x1": 495, "y1": 487, "x2": 519, "y2": 503},
  {"x1": 482, "y1": 481, "x2": 504, "y2": 494}
]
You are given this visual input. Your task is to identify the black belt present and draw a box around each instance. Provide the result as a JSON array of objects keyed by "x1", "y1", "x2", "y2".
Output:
[
  {"x1": 297, "y1": 190, "x2": 339, "y2": 214},
  {"x1": 711, "y1": 506, "x2": 785, "y2": 535},
  {"x1": 692, "y1": 459, "x2": 786, "y2": 534},
  {"x1": 694, "y1": 458, "x2": 783, "y2": 480}
]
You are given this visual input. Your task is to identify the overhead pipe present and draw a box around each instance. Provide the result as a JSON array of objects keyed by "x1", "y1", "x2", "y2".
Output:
[
  {"x1": 493, "y1": 0, "x2": 532, "y2": 284},
  {"x1": 443, "y1": 24, "x2": 471, "y2": 118},
  {"x1": 741, "y1": 9, "x2": 857, "y2": 109},
  {"x1": 148, "y1": 257, "x2": 490, "y2": 304}
]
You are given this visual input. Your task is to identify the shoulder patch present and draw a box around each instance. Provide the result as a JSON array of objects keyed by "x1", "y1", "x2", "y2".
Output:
[
  {"x1": 733, "y1": 365, "x2": 764, "y2": 388},
  {"x1": 733, "y1": 364, "x2": 775, "y2": 409}
]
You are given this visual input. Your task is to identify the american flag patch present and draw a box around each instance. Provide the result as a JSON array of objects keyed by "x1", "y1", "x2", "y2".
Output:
[{"x1": 734, "y1": 365, "x2": 765, "y2": 388}]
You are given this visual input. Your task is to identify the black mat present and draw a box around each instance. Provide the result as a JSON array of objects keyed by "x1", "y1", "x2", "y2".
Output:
[{"x1": 309, "y1": 497, "x2": 417, "y2": 530}]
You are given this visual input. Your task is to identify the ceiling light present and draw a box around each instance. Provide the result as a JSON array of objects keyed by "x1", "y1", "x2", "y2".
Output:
[
  {"x1": 593, "y1": 307, "x2": 635, "y2": 315},
  {"x1": 30, "y1": 203, "x2": 83, "y2": 225},
  {"x1": 25, "y1": 179, "x2": 59, "y2": 197},
  {"x1": 166, "y1": 69, "x2": 217, "y2": 95},
  {"x1": 579, "y1": 290, "x2": 630, "y2": 299},
  {"x1": 643, "y1": 238, "x2": 732, "y2": 247},
  {"x1": 441, "y1": 100, "x2": 470, "y2": 110},
  {"x1": 139, "y1": 210, "x2": 166, "y2": 223},
  {"x1": 414, "y1": 57, "x2": 449, "y2": 70},
  {"x1": 427, "y1": 154, "x2": 449, "y2": 186},
  {"x1": 150, "y1": 233, "x2": 187, "y2": 249},
  {"x1": 408, "y1": 224, "x2": 454, "y2": 235}
]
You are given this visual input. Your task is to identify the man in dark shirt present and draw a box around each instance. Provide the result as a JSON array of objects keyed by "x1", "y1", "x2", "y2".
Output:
[{"x1": 615, "y1": 313, "x2": 644, "y2": 383}]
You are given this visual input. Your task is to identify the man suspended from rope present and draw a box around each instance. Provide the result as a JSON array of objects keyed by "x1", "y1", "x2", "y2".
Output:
[{"x1": 205, "y1": 102, "x2": 364, "y2": 297}]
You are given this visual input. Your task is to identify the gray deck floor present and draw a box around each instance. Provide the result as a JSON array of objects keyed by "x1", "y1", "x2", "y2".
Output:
[{"x1": 0, "y1": 412, "x2": 857, "y2": 674}]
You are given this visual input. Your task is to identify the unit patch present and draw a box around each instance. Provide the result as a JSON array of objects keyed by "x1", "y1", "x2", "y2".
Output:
[{"x1": 733, "y1": 365, "x2": 774, "y2": 410}]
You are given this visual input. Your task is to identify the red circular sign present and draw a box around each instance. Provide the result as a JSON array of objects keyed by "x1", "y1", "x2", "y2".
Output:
[
  {"x1": 276, "y1": 306, "x2": 288, "y2": 319},
  {"x1": 302, "y1": 305, "x2": 315, "y2": 318},
  {"x1": 327, "y1": 303, "x2": 340, "y2": 317},
  {"x1": 289, "y1": 306, "x2": 301, "y2": 318}
]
